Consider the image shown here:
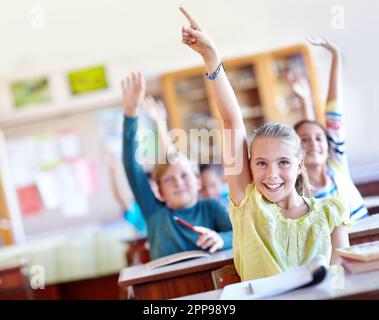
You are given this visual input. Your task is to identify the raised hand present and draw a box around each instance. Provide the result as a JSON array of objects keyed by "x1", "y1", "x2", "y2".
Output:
[
  {"x1": 179, "y1": 6, "x2": 218, "y2": 59},
  {"x1": 121, "y1": 72, "x2": 146, "y2": 117},
  {"x1": 140, "y1": 95, "x2": 167, "y2": 124},
  {"x1": 194, "y1": 226, "x2": 224, "y2": 253},
  {"x1": 287, "y1": 74, "x2": 311, "y2": 100},
  {"x1": 307, "y1": 35, "x2": 340, "y2": 56},
  {"x1": 308, "y1": 35, "x2": 341, "y2": 104}
]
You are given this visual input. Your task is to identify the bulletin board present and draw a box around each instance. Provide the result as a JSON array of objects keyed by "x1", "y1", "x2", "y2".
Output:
[{"x1": 3, "y1": 106, "x2": 123, "y2": 237}]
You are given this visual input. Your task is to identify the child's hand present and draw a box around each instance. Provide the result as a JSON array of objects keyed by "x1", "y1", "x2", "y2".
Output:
[
  {"x1": 140, "y1": 96, "x2": 167, "y2": 124},
  {"x1": 194, "y1": 226, "x2": 224, "y2": 253},
  {"x1": 307, "y1": 35, "x2": 340, "y2": 56},
  {"x1": 179, "y1": 7, "x2": 218, "y2": 59},
  {"x1": 288, "y1": 74, "x2": 311, "y2": 100},
  {"x1": 121, "y1": 72, "x2": 146, "y2": 117}
]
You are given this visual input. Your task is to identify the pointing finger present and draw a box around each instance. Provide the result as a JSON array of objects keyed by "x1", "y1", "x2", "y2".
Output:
[{"x1": 179, "y1": 6, "x2": 199, "y2": 29}]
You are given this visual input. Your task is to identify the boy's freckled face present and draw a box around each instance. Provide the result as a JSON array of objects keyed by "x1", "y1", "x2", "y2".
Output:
[
  {"x1": 200, "y1": 170, "x2": 224, "y2": 200},
  {"x1": 250, "y1": 137, "x2": 302, "y2": 203},
  {"x1": 158, "y1": 161, "x2": 200, "y2": 210},
  {"x1": 296, "y1": 123, "x2": 329, "y2": 167}
]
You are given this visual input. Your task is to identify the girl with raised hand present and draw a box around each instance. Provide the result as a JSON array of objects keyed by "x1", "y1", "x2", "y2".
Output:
[
  {"x1": 293, "y1": 35, "x2": 368, "y2": 221},
  {"x1": 180, "y1": 7, "x2": 350, "y2": 281}
]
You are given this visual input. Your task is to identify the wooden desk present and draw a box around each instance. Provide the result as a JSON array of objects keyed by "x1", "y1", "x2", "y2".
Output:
[
  {"x1": 177, "y1": 269, "x2": 379, "y2": 300},
  {"x1": 349, "y1": 213, "x2": 379, "y2": 245},
  {"x1": 0, "y1": 261, "x2": 33, "y2": 300},
  {"x1": 118, "y1": 249, "x2": 233, "y2": 300}
]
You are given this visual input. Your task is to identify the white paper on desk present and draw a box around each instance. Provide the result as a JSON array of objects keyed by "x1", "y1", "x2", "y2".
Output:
[{"x1": 219, "y1": 256, "x2": 326, "y2": 300}]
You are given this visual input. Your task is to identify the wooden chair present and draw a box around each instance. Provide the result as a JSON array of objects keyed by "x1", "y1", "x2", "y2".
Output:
[
  {"x1": 125, "y1": 236, "x2": 150, "y2": 266},
  {"x1": 0, "y1": 261, "x2": 34, "y2": 300},
  {"x1": 211, "y1": 264, "x2": 241, "y2": 289}
]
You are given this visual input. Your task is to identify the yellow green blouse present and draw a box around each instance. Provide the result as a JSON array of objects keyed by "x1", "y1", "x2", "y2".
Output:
[{"x1": 230, "y1": 184, "x2": 351, "y2": 281}]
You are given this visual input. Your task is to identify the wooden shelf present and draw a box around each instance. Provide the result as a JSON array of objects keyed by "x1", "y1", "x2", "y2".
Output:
[
  {"x1": 177, "y1": 88, "x2": 208, "y2": 101},
  {"x1": 240, "y1": 106, "x2": 263, "y2": 119},
  {"x1": 231, "y1": 80, "x2": 258, "y2": 92}
]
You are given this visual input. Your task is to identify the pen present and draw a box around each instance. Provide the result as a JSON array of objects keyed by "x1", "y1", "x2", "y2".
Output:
[{"x1": 173, "y1": 216, "x2": 204, "y2": 235}]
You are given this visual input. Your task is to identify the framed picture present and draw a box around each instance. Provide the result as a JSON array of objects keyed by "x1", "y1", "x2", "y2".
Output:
[
  {"x1": 10, "y1": 76, "x2": 51, "y2": 109},
  {"x1": 67, "y1": 65, "x2": 108, "y2": 95}
]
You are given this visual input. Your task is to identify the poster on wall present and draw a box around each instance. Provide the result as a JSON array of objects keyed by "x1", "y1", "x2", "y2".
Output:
[
  {"x1": 67, "y1": 65, "x2": 108, "y2": 95},
  {"x1": 10, "y1": 76, "x2": 52, "y2": 109},
  {"x1": 16, "y1": 184, "x2": 43, "y2": 216}
]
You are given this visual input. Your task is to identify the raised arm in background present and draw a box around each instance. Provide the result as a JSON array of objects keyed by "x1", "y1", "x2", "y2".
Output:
[
  {"x1": 307, "y1": 35, "x2": 342, "y2": 105},
  {"x1": 140, "y1": 96, "x2": 176, "y2": 160},
  {"x1": 103, "y1": 148, "x2": 131, "y2": 211}
]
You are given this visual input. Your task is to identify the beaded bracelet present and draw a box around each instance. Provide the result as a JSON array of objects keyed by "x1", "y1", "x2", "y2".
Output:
[{"x1": 205, "y1": 61, "x2": 224, "y2": 80}]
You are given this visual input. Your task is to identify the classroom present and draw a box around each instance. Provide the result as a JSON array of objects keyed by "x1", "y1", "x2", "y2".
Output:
[{"x1": 1, "y1": 0, "x2": 379, "y2": 303}]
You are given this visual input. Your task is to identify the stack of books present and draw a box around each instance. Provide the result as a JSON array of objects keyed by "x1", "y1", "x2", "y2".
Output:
[{"x1": 337, "y1": 241, "x2": 379, "y2": 274}]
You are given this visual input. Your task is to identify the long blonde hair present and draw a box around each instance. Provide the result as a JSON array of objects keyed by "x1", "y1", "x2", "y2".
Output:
[{"x1": 251, "y1": 122, "x2": 311, "y2": 197}]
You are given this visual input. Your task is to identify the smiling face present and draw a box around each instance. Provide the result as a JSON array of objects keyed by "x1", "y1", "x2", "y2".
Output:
[
  {"x1": 250, "y1": 136, "x2": 303, "y2": 203},
  {"x1": 158, "y1": 160, "x2": 200, "y2": 210},
  {"x1": 295, "y1": 122, "x2": 329, "y2": 168}
]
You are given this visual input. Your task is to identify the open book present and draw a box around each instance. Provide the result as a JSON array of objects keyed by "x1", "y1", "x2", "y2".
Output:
[
  {"x1": 219, "y1": 256, "x2": 327, "y2": 300},
  {"x1": 145, "y1": 250, "x2": 211, "y2": 269}
]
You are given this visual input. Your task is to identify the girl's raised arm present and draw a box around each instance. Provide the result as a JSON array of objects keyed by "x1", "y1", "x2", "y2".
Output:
[
  {"x1": 180, "y1": 7, "x2": 252, "y2": 204},
  {"x1": 307, "y1": 35, "x2": 342, "y2": 105}
]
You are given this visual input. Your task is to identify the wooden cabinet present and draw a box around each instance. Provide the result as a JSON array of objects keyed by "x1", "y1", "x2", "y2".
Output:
[
  {"x1": 0, "y1": 165, "x2": 13, "y2": 246},
  {"x1": 161, "y1": 44, "x2": 322, "y2": 158}
]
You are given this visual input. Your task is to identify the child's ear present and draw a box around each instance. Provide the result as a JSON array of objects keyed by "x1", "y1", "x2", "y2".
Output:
[{"x1": 150, "y1": 180, "x2": 164, "y2": 202}]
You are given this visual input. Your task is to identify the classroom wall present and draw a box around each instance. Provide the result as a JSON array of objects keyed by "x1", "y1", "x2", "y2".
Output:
[{"x1": 0, "y1": 0, "x2": 378, "y2": 182}]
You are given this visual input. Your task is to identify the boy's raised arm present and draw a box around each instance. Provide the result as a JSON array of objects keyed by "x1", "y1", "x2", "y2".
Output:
[{"x1": 122, "y1": 72, "x2": 160, "y2": 216}]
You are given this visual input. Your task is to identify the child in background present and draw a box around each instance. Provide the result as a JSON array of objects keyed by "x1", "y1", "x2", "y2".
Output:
[
  {"x1": 199, "y1": 164, "x2": 229, "y2": 209},
  {"x1": 103, "y1": 149, "x2": 147, "y2": 235},
  {"x1": 121, "y1": 72, "x2": 233, "y2": 260},
  {"x1": 103, "y1": 95, "x2": 173, "y2": 236},
  {"x1": 180, "y1": 7, "x2": 350, "y2": 281},
  {"x1": 292, "y1": 35, "x2": 368, "y2": 220}
]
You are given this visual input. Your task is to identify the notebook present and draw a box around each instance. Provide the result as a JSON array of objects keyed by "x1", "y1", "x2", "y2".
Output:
[
  {"x1": 336, "y1": 241, "x2": 379, "y2": 262},
  {"x1": 219, "y1": 255, "x2": 327, "y2": 300},
  {"x1": 145, "y1": 250, "x2": 211, "y2": 269}
]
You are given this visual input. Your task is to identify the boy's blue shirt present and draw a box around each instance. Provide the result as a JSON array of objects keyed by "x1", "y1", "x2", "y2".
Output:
[{"x1": 122, "y1": 116, "x2": 233, "y2": 260}]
